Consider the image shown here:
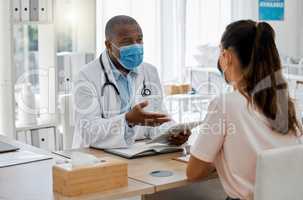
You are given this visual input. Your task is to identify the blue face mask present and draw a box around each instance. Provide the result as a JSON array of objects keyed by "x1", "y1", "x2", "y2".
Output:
[{"x1": 112, "y1": 43, "x2": 144, "y2": 70}]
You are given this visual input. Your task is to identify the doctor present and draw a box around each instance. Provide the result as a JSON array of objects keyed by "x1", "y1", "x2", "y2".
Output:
[{"x1": 73, "y1": 15, "x2": 190, "y2": 148}]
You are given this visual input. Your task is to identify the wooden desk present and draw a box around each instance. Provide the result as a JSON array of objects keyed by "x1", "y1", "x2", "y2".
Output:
[
  {"x1": 0, "y1": 136, "x2": 154, "y2": 200},
  {"x1": 54, "y1": 179, "x2": 153, "y2": 200},
  {"x1": 54, "y1": 148, "x2": 217, "y2": 193},
  {"x1": 0, "y1": 135, "x2": 217, "y2": 199}
]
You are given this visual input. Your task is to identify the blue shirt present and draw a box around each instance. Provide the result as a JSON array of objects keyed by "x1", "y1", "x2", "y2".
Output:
[
  {"x1": 111, "y1": 66, "x2": 138, "y2": 113},
  {"x1": 109, "y1": 58, "x2": 138, "y2": 145}
]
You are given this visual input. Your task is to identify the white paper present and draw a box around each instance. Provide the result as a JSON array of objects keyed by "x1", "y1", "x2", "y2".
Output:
[{"x1": 147, "y1": 121, "x2": 204, "y2": 144}]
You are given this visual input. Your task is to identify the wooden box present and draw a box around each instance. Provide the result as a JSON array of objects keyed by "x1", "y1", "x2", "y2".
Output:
[
  {"x1": 164, "y1": 84, "x2": 192, "y2": 95},
  {"x1": 53, "y1": 157, "x2": 128, "y2": 197},
  {"x1": 179, "y1": 84, "x2": 191, "y2": 94}
]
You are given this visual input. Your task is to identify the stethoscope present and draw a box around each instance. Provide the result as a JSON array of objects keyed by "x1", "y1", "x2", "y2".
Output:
[{"x1": 99, "y1": 53, "x2": 152, "y2": 98}]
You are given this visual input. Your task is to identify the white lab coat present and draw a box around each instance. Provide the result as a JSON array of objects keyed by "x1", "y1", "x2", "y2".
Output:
[{"x1": 72, "y1": 51, "x2": 170, "y2": 149}]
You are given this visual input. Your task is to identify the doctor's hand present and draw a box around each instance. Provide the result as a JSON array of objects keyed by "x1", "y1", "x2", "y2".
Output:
[
  {"x1": 168, "y1": 129, "x2": 191, "y2": 146},
  {"x1": 126, "y1": 101, "x2": 171, "y2": 127}
]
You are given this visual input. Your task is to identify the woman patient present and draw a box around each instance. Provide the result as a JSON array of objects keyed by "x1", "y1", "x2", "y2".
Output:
[{"x1": 186, "y1": 20, "x2": 302, "y2": 200}]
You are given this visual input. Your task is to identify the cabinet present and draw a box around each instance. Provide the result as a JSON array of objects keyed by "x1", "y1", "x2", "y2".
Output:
[{"x1": 16, "y1": 123, "x2": 59, "y2": 151}]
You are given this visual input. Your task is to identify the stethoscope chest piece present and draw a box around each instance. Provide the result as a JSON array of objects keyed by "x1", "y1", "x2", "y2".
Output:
[
  {"x1": 99, "y1": 52, "x2": 152, "y2": 114},
  {"x1": 141, "y1": 80, "x2": 152, "y2": 97}
]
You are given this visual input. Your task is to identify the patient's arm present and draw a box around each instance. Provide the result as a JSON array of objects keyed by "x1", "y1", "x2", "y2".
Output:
[{"x1": 186, "y1": 154, "x2": 214, "y2": 182}]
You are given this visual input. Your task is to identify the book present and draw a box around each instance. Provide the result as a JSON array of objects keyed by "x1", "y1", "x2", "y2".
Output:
[
  {"x1": 103, "y1": 142, "x2": 183, "y2": 159},
  {"x1": 147, "y1": 121, "x2": 204, "y2": 144}
]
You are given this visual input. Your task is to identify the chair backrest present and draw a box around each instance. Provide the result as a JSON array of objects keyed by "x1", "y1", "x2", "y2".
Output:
[{"x1": 254, "y1": 145, "x2": 303, "y2": 200}]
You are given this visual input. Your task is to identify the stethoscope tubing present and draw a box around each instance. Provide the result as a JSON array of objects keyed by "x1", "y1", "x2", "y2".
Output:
[
  {"x1": 99, "y1": 53, "x2": 151, "y2": 98},
  {"x1": 98, "y1": 53, "x2": 153, "y2": 118}
]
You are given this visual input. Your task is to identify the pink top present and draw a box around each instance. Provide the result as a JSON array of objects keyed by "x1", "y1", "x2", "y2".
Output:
[{"x1": 191, "y1": 91, "x2": 302, "y2": 200}]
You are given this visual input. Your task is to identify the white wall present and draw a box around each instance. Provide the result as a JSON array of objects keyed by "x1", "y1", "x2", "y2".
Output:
[
  {"x1": 75, "y1": 0, "x2": 96, "y2": 53},
  {"x1": 0, "y1": 0, "x2": 15, "y2": 137},
  {"x1": 299, "y1": 0, "x2": 303, "y2": 57},
  {"x1": 95, "y1": 0, "x2": 161, "y2": 72},
  {"x1": 231, "y1": 0, "x2": 303, "y2": 58}
]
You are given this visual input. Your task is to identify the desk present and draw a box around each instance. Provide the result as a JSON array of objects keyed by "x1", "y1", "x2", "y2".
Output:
[
  {"x1": 53, "y1": 148, "x2": 218, "y2": 194},
  {"x1": 54, "y1": 179, "x2": 154, "y2": 200},
  {"x1": 0, "y1": 136, "x2": 217, "y2": 200},
  {"x1": 0, "y1": 136, "x2": 154, "y2": 200}
]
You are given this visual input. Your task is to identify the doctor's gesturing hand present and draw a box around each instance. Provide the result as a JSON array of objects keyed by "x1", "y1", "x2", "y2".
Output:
[{"x1": 125, "y1": 101, "x2": 171, "y2": 127}]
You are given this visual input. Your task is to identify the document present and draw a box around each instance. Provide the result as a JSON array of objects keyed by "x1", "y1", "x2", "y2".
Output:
[
  {"x1": 147, "y1": 121, "x2": 204, "y2": 144},
  {"x1": 173, "y1": 155, "x2": 190, "y2": 163}
]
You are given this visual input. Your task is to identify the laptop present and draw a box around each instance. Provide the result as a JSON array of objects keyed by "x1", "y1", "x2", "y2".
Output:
[{"x1": 0, "y1": 141, "x2": 19, "y2": 153}]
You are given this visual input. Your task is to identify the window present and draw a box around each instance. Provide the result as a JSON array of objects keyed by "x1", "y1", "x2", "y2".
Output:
[
  {"x1": 185, "y1": 0, "x2": 231, "y2": 67},
  {"x1": 13, "y1": 24, "x2": 42, "y2": 125},
  {"x1": 55, "y1": 0, "x2": 96, "y2": 95},
  {"x1": 13, "y1": 0, "x2": 97, "y2": 127},
  {"x1": 14, "y1": 25, "x2": 40, "y2": 93},
  {"x1": 96, "y1": 0, "x2": 232, "y2": 83}
]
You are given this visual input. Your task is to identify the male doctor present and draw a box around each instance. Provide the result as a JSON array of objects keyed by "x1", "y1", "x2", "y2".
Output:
[{"x1": 73, "y1": 15, "x2": 190, "y2": 148}]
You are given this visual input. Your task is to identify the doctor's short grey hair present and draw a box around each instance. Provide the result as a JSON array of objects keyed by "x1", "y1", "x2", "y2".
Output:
[{"x1": 105, "y1": 15, "x2": 141, "y2": 40}]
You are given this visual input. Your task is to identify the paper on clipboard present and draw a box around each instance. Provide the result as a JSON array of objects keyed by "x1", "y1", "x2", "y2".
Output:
[
  {"x1": 146, "y1": 121, "x2": 203, "y2": 144},
  {"x1": 173, "y1": 155, "x2": 190, "y2": 163}
]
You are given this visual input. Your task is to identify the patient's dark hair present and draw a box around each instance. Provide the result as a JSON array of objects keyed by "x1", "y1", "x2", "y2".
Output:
[
  {"x1": 105, "y1": 15, "x2": 140, "y2": 40},
  {"x1": 221, "y1": 20, "x2": 302, "y2": 135}
]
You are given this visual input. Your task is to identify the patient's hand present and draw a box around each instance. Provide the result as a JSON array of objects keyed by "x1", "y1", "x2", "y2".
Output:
[{"x1": 168, "y1": 130, "x2": 191, "y2": 146}]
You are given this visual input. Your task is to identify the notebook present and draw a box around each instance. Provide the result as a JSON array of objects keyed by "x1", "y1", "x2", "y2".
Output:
[
  {"x1": 0, "y1": 141, "x2": 19, "y2": 153},
  {"x1": 102, "y1": 142, "x2": 183, "y2": 159}
]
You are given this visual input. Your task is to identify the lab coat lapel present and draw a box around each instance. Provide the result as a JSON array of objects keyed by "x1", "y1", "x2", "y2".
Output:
[
  {"x1": 131, "y1": 65, "x2": 145, "y2": 107},
  {"x1": 134, "y1": 66, "x2": 144, "y2": 94},
  {"x1": 100, "y1": 51, "x2": 121, "y2": 118}
]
